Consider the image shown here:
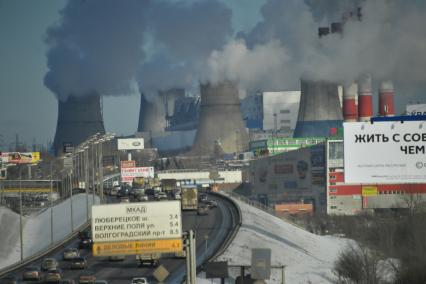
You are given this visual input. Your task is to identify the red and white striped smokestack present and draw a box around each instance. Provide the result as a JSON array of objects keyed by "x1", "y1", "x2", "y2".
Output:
[
  {"x1": 358, "y1": 74, "x2": 373, "y2": 121},
  {"x1": 379, "y1": 80, "x2": 395, "y2": 117},
  {"x1": 343, "y1": 82, "x2": 358, "y2": 122}
]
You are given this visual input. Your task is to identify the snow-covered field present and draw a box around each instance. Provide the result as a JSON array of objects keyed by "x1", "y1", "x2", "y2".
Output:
[
  {"x1": 0, "y1": 194, "x2": 99, "y2": 270},
  {"x1": 199, "y1": 196, "x2": 353, "y2": 284}
]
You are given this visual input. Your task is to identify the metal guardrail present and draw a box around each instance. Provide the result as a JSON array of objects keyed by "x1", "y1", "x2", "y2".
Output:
[{"x1": 225, "y1": 191, "x2": 308, "y2": 231}]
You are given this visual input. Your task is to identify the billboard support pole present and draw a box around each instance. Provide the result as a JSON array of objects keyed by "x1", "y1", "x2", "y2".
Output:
[
  {"x1": 50, "y1": 162, "x2": 53, "y2": 245},
  {"x1": 190, "y1": 230, "x2": 196, "y2": 283},
  {"x1": 70, "y1": 173, "x2": 74, "y2": 231},
  {"x1": 185, "y1": 233, "x2": 191, "y2": 284},
  {"x1": 19, "y1": 167, "x2": 24, "y2": 261}
]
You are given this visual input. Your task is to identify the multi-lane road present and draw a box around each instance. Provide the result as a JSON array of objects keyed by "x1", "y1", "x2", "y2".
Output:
[{"x1": 3, "y1": 193, "x2": 239, "y2": 283}]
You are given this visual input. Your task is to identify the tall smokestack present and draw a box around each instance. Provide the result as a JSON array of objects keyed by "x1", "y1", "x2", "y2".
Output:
[
  {"x1": 358, "y1": 74, "x2": 373, "y2": 122},
  {"x1": 379, "y1": 80, "x2": 395, "y2": 117},
  {"x1": 53, "y1": 94, "x2": 105, "y2": 155},
  {"x1": 192, "y1": 81, "x2": 248, "y2": 155},
  {"x1": 294, "y1": 80, "x2": 343, "y2": 137},
  {"x1": 343, "y1": 82, "x2": 358, "y2": 122}
]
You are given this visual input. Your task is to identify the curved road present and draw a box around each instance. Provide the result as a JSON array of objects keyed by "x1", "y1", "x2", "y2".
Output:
[{"x1": 3, "y1": 193, "x2": 239, "y2": 283}]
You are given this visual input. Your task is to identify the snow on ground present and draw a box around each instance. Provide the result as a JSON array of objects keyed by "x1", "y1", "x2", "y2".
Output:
[
  {"x1": 201, "y1": 196, "x2": 353, "y2": 284},
  {"x1": 0, "y1": 194, "x2": 99, "y2": 269}
]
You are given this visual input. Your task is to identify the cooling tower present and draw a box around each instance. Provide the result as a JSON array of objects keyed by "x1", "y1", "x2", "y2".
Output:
[
  {"x1": 53, "y1": 94, "x2": 105, "y2": 155},
  {"x1": 137, "y1": 92, "x2": 165, "y2": 133},
  {"x1": 358, "y1": 74, "x2": 373, "y2": 122},
  {"x1": 293, "y1": 80, "x2": 343, "y2": 137},
  {"x1": 191, "y1": 81, "x2": 249, "y2": 156},
  {"x1": 379, "y1": 80, "x2": 395, "y2": 117},
  {"x1": 343, "y1": 82, "x2": 358, "y2": 122}
]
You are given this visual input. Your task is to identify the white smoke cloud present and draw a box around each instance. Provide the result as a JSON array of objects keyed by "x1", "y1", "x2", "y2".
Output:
[
  {"x1": 204, "y1": 0, "x2": 426, "y2": 94},
  {"x1": 44, "y1": 0, "x2": 148, "y2": 100}
]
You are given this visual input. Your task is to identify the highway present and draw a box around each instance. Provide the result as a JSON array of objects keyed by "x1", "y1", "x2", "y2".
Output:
[{"x1": 2, "y1": 192, "x2": 239, "y2": 283}]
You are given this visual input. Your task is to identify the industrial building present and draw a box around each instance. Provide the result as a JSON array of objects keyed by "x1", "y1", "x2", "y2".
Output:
[
  {"x1": 241, "y1": 91, "x2": 301, "y2": 135},
  {"x1": 326, "y1": 139, "x2": 426, "y2": 215}
]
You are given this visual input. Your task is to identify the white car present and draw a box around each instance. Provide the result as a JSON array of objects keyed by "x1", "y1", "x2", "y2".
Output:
[{"x1": 131, "y1": 277, "x2": 149, "y2": 284}]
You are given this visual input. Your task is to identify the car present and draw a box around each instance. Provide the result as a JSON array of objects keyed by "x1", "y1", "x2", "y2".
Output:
[
  {"x1": 206, "y1": 200, "x2": 218, "y2": 208},
  {"x1": 108, "y1": 255, "x2": 125, "y2": 261},
  {"x1": 199, "y1": 193, "x2": 208, "y2": 202},
  {"x1": 117, "y1": 187, "x2": 130, "y2": 198},
  {"x1": 44, "y1": 268, "x2": 62, "y2": 282},
  {"x1": 197, "y1": 205, "x2": 209, "y2": 216},
  {"x1": 70, "y1": 257, "x2": 88, "y2": 269},
  {"x1": 63, "y1": 247, "x2": 80, "y2": 260},
  {"x1": 79, "y1": 273, "x2": 96, "y2": 284},
  {"x1": 60, "y1": 280, "x2": 76, "y2": 284},
  {"x1": 131, "y1": 277, "x2": 149, "y2": 284},
  {"x1": 135, "y1": 192, "x2": 149, "y2": 202},
  {"x1": 174, "y1": 193, "x2": 181, "y2": 200},
  {"x1": 22, "y1": 265, "x2": 43, "y2": 281},
  {"x1": 79, "y1": 238, "x2": 93, "y2": 249},
  {"x1": 120, "y1": 197, "x2": 130, "y2": 203},
  {"x1": 155, "y1": 192, "x2": 168, "y2": 201},
  {"x1": 110, "y1": 186, "x2": 120, "y2": 196},
  {"x1": 41, "y1": 257, "x2": 59, "y2": 271}
]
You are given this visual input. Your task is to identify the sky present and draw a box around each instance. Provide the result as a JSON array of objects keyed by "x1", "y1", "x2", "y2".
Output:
[
  {"x1": 0, "y1": 0, "x2": 263, "y2": 150},
  {"x1": 0, "y1": 0, "x2": 424, "y2": 151}
]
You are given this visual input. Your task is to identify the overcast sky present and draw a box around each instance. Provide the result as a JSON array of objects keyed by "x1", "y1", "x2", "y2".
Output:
[{"x1": 0, "y1": 0, "x2": 424, "y2": 151}]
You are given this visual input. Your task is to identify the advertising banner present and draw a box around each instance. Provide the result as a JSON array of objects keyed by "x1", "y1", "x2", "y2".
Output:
[
  {"x1": 362, "y1": 186, "x2": 378, "y2": 197},
  {"x1": 117, "y1": 138, "x2": 144, "y2": 150},
  {"x1": 120, "y1": 160, "x2": 136, "y2": 169},
  {"x1": 1, "y1": 152, "x2": 41, "y2": 164},
  {"x1": 91, "y1": 201, "x2": 182, "y2": 243},
  {"x1": 121, "y1": 166, "x2": 154, "y2": 183},
  {"x1": 344, "y1": 121, "x2": 426, "y2": 183}
]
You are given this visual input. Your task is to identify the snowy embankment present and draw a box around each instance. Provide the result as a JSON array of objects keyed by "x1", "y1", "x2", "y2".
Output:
[
  {"x1": 0, "y1": 194, "x2": 99, "y2": 270},
  {"x1": 199, "y1": 196, "x2": 353, "y2": 284}
]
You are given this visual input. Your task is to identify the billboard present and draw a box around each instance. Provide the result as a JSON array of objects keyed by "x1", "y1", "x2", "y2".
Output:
[
  {"x1": 120, "y1": 160, "x2": 136, "y2": 168},
  {"x1": 121, "y1": 166, "x2": 154, "y2": 183},
  {"x1": 91, "y1": 201, "x2": 182, "y2": 243},
  {"x1": 93, "y1": 239, "x2": 182, "y2": 256},
  {"x1": 344, "y1": 121, "x2": 426, "y2": 183},
  {"x1": 1, "y1": 152, "x2": 41, "y2": 164},
  {"x1": 117, "y1": 138, "x2": 144, "y2": 150},
  {"x1": 406, "y1": 104, "x2": 426, "y2": 116}
]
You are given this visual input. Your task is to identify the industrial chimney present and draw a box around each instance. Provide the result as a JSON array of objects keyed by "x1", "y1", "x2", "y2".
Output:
[
  {"x1": 343, "y1": 82, "x2": 358, "y2": 122},
  {"x1": 379, "y1": 80, "x2": 395, "y2": 117},
  {"x1": 293, "y1": 80, "x2": 343, "y2": 137},
  {"x1": 358, "y1": 74, "x2": 373, "y2": 122},
  {"x1": 53, "y1": 94, "x2": 105, "y2": 155},
  {"x1": 137, "y1": 92, "x2": 166, "y2": 133},
  {"x1": 191, "y1": 81, "x2": 249, "y2": 156}
]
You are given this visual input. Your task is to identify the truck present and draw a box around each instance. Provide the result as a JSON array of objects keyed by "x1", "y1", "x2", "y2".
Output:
[
  {"x1": 181, "y1": 185, "x2": 198, "y2": 210},
  {"x1": 136, "y1": 253, "x2": 160, "y2": 266}
]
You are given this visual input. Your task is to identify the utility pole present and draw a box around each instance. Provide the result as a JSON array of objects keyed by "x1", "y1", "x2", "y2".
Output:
[
  {"x1": 50, "y1": 162, "x2": 53, "y2": 245},
  {"x1": 19, "y1": 167, "x2": 24, "y2": 261}
]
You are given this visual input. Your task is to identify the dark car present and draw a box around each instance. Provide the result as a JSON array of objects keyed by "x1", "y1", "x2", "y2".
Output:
[
  {"x1": 206, "y1": 200, "x2": 218, "y2": 208},
  {"x1": 197, "y1": 205, "x2": 209, "y2": 216},
  {"x1": 71, "y1": 257, "x2": 88, "y2": 269},
  {"x1": 23, "y1": 265, "x2": 43, "y2": 281},
  {"x1": 199, "y1": 193, "x2": 208, "y2": 202},
  {"x1": 79, "y1": 238, "x2": 93, "y2": 249},
  {"x1": 117, "y1": 188, "x2": 130, "y2": 198}
]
